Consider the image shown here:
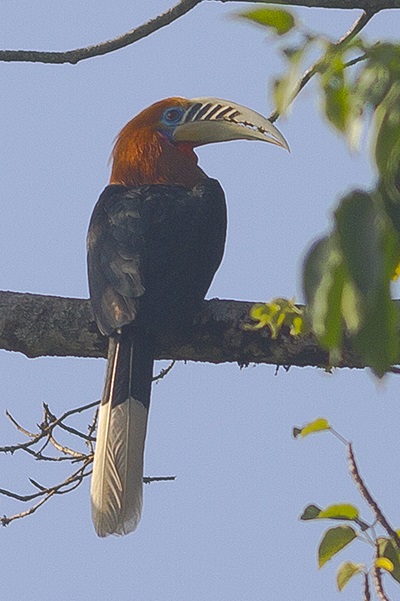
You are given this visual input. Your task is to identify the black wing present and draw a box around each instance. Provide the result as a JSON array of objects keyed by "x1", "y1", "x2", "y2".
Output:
[{"x1": 87, "y1": 179, "x2": 227, "y2": 336}]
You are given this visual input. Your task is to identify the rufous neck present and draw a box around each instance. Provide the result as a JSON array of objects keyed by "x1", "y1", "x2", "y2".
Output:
[{"x1": 110, "y1": 126, "x2": 207, "y2": 189}]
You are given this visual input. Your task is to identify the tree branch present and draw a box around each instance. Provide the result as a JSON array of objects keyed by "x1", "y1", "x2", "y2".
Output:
[
  {"x1": 0, "y1": 0, "x2": 202, "y2": 65},
  {"x1": 215, "y1": 0, "x2": 399, "y2": 9},
  {"x1": 0, "y1": 290, "x2": 379, "y2": 369},
  {"x1": 1, "y1": 0, "x2": 398, "y2": 66}
]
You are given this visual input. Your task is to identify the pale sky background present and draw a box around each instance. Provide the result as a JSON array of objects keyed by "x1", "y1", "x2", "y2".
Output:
[{"x1": 1, "y1": 2, "x2": 400, "y2": 600}]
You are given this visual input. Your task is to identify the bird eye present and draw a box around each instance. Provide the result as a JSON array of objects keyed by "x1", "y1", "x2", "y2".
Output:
[{"x1": 162, "y1": 107, "x2": 183, "y2": 125}]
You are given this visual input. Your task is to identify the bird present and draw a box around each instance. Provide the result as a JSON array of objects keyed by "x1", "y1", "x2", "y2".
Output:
[{"x1": 87, "y1": 96, "x2": 288, "y2": 537}]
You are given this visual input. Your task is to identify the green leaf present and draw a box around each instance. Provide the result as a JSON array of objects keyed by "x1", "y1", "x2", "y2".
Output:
[
  {"x1": 244, "y1": 298, "x2": 303, "y2": 338},
  {"x1": 374, "y1": 82, "x2": 400, "y2": 183},
  {"x1": 335, "y1": 191, "x2": 399, "y2": 376},
  {"x1": 374, "y1": 82, "x2": 400, "y2": 237},
  {"x1": 378, "y1": 177, "x2": 400, "y2": 237},
  {"x1": 354, "y1": 62, "x2": 391, "y2": 111},
  {"x1": 297, "y1": 417, "x2": 330, "y2": 438},
  {"x1": 300, "y1": 503, "x2": 360, "y2": 522},
  {"x1": 368, "y1": 43, "x2": 400, "y2": 81},
  {"x1": 321, "y1": 52, "x2": 351, "y2": 133},
  {"x1": 353, "y1": 277, "x2": 399, "y2": 377},
  {"x1": 303, "y1": 190, "x2": 400, "y2": 375},
  {"x1": 319, "y1": 504, "x2": 359, "y2": 521},
  {"x1": 335, "y1": 191, "x2": 380, "y2": 299},
  {"x1": 273, "y1": 45, "x2": 308, "y2": 115},
  {"x1": 375, "y1": 557, "x2": 394, "y2": 572},
  {"x1": 337, "y1": 562, "x2": 364, "y2": 591},
  {"x1": 237, "y1": 8, "x2": 296, "y2": 35},
  {"x1": 346, "y1": 63, "x2": 387, "y2": 151},
  {"x1": 300, "y1": 504, "x2": 322, "y2": 520},
  {"x1": 319, "y1": 526, "x2": 357, "y2": 568},
  {"x1": 303, "y1": 236, "x2": 344, "y2": 351},
  {"x1": 377, "y1": 538, "x2": 400, "y2": 584}
]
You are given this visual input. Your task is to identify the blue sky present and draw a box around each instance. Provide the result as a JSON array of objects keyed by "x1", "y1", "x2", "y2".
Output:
[{"x1": 1, "y1": 2, "x2": 400, "y2": 600}]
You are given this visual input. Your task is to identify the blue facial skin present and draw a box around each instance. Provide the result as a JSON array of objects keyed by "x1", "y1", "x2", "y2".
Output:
[{"x1": 160, "y1": 107, "x2": 185, "y2": 141}]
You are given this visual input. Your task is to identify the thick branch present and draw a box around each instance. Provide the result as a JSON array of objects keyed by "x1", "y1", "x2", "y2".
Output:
[
  {"x1": 216, "y1": 0, "x2": 399, "y2": 8},
  {"x1": 0, "y1": 0, "x2": 202, "y2": 65},
  {"x1": 0, "y1": 290, "x2": 370, "y2": 369}
]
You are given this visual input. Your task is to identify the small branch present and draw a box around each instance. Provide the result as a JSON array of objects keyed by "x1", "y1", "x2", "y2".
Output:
[
  {"x1": 143, "y1": 476, "x2": 176, "y2": 483},
  {"x1": 48, "y1": 435, "x2": 86, "y2": 459},
  {"x1": 53, "y1": 421, "x2": 96, "y2": 442},
  {"x1": 0, "y1": 400, "x2": 99, "y2": 457},
  {"x1": 153, "y1": 361, "x2": 176, "y2": 383},
  {"x1": 5, "y1": 411, "x2": 35, "y2": 439},
  {"x1": 373, "y1": 543, "x2": 391, "y2": 601},
  {"x1": 52, "y1": 400, "x2": 100, "y2": 420},
  {"x1": 363, "y1": 573, "x2": 372, "y2": 601},
  {"x1": 336, "y1": 10, "x2": 376, "y2": 45},
  {"x1": 0, "y1": 486, "x2": 44, "y2": 503},
  {"x1": 1, "y1": 493, "x2": 54, "y2": 525},
  {"x1": 270, "y1": 9, "x2": 377, "y2": 123},
  {"x1": 0, "y1": 399, "x2": 178, "y2": 526},
  {"x1": 0, "y1": 461, "x2": 92, "y2": 526},
  {"x1": 348, "y1": 443, "x2": 400, "y2": 548},
  {"x1": 343, "y1": 53, "x2": 369, "y2": 69},
  {"x1": 0, "y1": 0, "x2": 202, "y2": 65},
  {"x1": 86, "y1": 410, "x2": 98, "y2": 456}
]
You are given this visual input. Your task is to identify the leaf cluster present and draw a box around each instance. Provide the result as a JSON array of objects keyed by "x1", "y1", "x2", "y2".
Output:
[
  {"x1": 296, "y1": 418, "x2": 400, "y2": 598},
  {"x1": 239, "y1": 7, "x2": 400, "y2": 376},
  {"x1": 244, "y1": 297, "x2": 304, "y2": 338},
  {"x1": 303, "y1": 43, "x2": 400, "y2": 376}
]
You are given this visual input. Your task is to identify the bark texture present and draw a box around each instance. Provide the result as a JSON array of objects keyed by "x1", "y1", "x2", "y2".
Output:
[{"x1": 0, "y1": 291, "x2": 366, "y2": 369}]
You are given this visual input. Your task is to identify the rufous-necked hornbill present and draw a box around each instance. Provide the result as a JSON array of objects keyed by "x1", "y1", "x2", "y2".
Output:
[{"x1": 87, "y1": 97, "x2": 288, "y2": 537}]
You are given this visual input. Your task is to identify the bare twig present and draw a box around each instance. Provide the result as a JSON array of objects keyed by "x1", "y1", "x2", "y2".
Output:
[
  {"x1": 373, "y1": 543, "x2": 392, "y2": 601},
  {"x1": 363, "y1": 572, "x2": 372, "y2": 601},
  {"x1": 0, "y1": 0, "x2": 203, "y2": 65},
  {"x1": 47, "y1": 435, "x2": 87, "y2": 459},
  {"x1": 0, "y1": 400, "x2": 98, "y2": 457},
  {"x1": 153, "y1": 361, "x2": 176, "y2": 383},
  {"x1": 0, "y1": 396, "x2": 177, "y2": 526},
  {"x1": 86, "y1": 410, "x2": 99, "y2": 456},
  {"x1": 0, "y1": 460, "x2": 92, "y2": 526},
  {"x1": 269, "y1": 10, "x2": 377, "y2": 123},
  {"x1": 0, "y1": 400, "x2": 95, "y2": 525},
  {"x1": 5, "y1": 411, "x2": 35, "y2": 438},
  {"x1": 144, "y1": 476, "x2": 176, "y2": 484},
  {"x1": 348, "y1": 443, "x2": 400, "y2": 548},
  {"x1": 0, "y1": 399, "x2": 94, "y2": 526},
  {"x1": 44, "y1": 401, "x2": 99, "y2": 442}
]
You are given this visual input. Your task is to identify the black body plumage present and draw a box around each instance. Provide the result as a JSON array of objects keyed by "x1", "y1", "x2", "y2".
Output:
[{"x1": 87, "y1": 178, "x2": 227, "y2": 536}]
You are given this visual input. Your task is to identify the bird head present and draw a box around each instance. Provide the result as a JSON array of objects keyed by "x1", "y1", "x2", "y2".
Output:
[{"x1": 110, "y1": 97, "x2": 288, "y2": 188}]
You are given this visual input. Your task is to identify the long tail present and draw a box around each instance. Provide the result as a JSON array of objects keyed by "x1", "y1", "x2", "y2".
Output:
[{"x1": 91, "y1": 332, "x2": 154, "y2": 537}]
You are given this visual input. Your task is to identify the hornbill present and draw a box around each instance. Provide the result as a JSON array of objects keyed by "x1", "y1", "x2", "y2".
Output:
[{"x1": 87, "y1": 97, "x2": 288, "y2": 537}]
